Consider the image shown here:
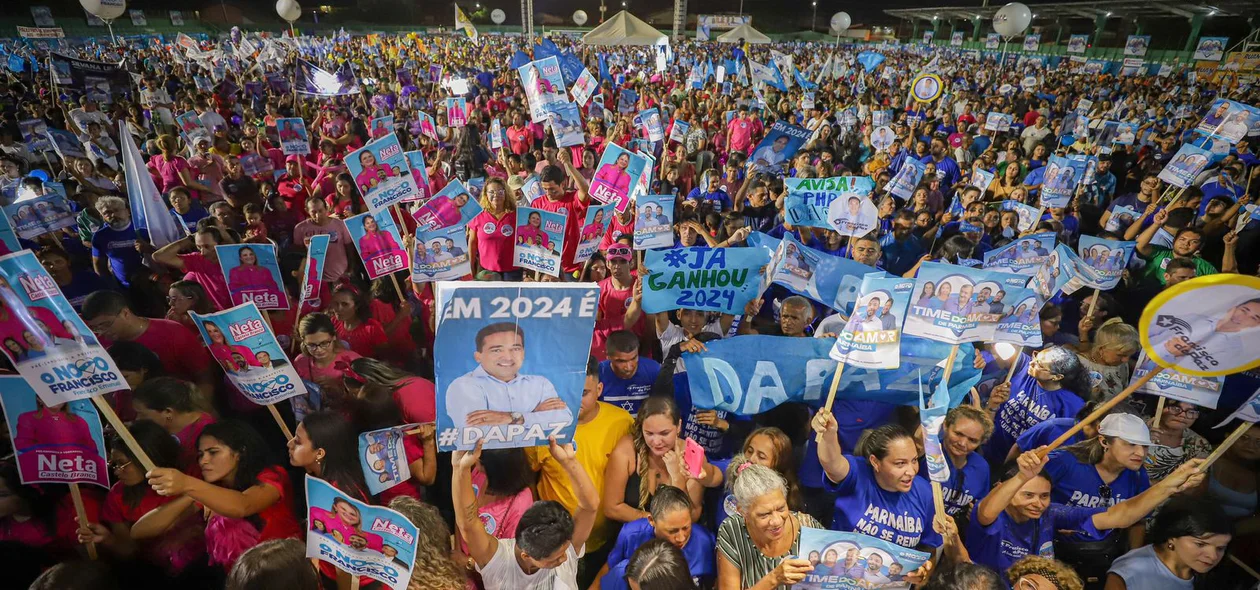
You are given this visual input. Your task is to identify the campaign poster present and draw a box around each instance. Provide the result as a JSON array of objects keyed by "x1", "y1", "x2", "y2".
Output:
[
  {"x1": 0, "y1": 251, "x2": 125, "y2": 405},
  {"x1": 985, "y1": 33, "x2": 1000, "y2": 50},
  {"x1": 982, "y1": 233, "x2": 1055, "y2": 275},
  {"x1": 412, "y1": 224, "x2": 471, "y2": 283},
  {"x1": 642, "y1": 247, "x2": 771, "y2": 315},
  {"x1": 950, "y1": 32, "x2": 964, "y2": 47},
  {"x1": 669, "y1": 119, "x2": 690, "y2": 144},
  {"x1": 217, "y1": 243, "x2": 289, "y2": 310},
  {"x1": 1132, "y1": 353, "x2": 1222, "y2": 410},
  {"x1": 517, "y1": 56, "x2": 566, "y2": 121},
  {"x1": 346, "y1": 211, "x2": 408, "y2": 280},
  {"x1": 299, "y1": 235, "x2": 330, "y2": 314},
  {"x1": 1193, "y1": 37, "x2": 1228, "y2": 62},
  {"x1": 869, "y1": 126, "x2": 896, "y2": 151},
  {"x1": 1104, "y1": 205, "x2": 1140, "y2": 234},
  {"x1": 749, "y1": 121, "x2": 811, "y2": 174},
  {"x1": 0, "y1": 375, "x2": 108, "y2": 488},
  {"x1": 767, "y1": 233, "x2": 870, "y2": 311},
  {"x1": 1075, "y1": 235, "x2": 1135, "y2": 290},
  {"x1": 1124, "y1": 35, "x2": 1150, "y2": 57},
  {"x1": 402, "y1": 151, "x2": 433, "y2": 203},
  {"x1": 784, "y1": 176, "x2": 877, "y2": 230},
  {"x1": 1157, "y1": 143, "x2": 1213, "y2": 189},
  {"x1": 1039, "y1": 155, "x2": 1079, "y2": 209},
  {"x1": 191, "y1": 303, "x2": 306, "y2": 405},
  {"x1": 488, "y1": 118, "x2": 504, "y2": 150},
  {"x1": 590, "y1": 142, "x2": 649, "y2": 212},
  {"x1": 903, "y1": 262, "x2": 1029, "y2": 345},
  {"x1": 358, "y1": 426, "x2": 416, "y2": 496},
  {"x1": 1023, "y1": 34, "x2": 1040, "y2": 52},
  {"x1": 970, "y1": 167, "x2": 996, "y2": 193},
  {"x1": 0, "y1": 214, "x2": 19, "y2": 254},
  {"x1": 306, "y1": 476, "x2": 417, "y2": 590},
  {"x1": 887, "y1": 158, "x2": 925, "y2": 200},
  {"x1": 575, "y1": 203, "x2": 615, "y2": 264},
  {"x1": 19, "y1": 119, "x2": 51, "y2": 153},
  {"x1": 346, "y1": 133, "x2": 422, "y2": 211},
  {"x1": 1138, "y1": 274, "x2": 1260, "y2": 378},
  {"x1": 871, "y1": 110, "x2": 892, "y2": 127},
  {"x1": 921, "y1": 378, "x2": 951, "y2": 485},
  {"x1": 169, "y1": 10, "x2": 184, "y2": 25},
  {"x1": 433, "y1": 283, "x2": 596, "y2": 451},
  {"x1": 415, "y1": 112, "x2": 438, "y2": 141},
  {"x1": 367, "y1": 116, "x2": 393, "y2": 141},
  {"x1": 830, "y1": 276, "x2": 911, "y2": 369},
  {"x1": 570, "y1": 68, "x2": 597, "y2": 106},
  {"x1": 514, "y1": 207, "x2": 566, "y2": 277},
  {"x1": 797, "y1": 527, "x2": 930, "y2": 590},
  {"x1": 1067, "y1": 34, "x2": 1089, "y2": 54},
  {"x1": 1196, "y1": 100, "x2": 1260, "y2": 145},
  {"x1": 638, "y1": 108, "x2": 665, "y2": 142},
  {"x1": 3, "y1": 193, "x2": 76, "y2": 240},
  {"x1": 633, "y1": 195, "x2": 675, "y2": 251},
  {"x1": 827, "y1": 193, "x2": 879, "y2": 238},
  {"x1": 983, "y1": 112, "x2": 1013, "y2": 133},
  {"x1": 549, "y1": 101, "x2": 585, "y2": 148},
  {"x1": 276, "y1": 118, "x2": 310, "y2": 155},
  {"x1": 993, "y1": 287, "x2": 1044, "y2": 347},
  {"x1": 444, "y1": 97, "x2": 468, "y2": 128}
]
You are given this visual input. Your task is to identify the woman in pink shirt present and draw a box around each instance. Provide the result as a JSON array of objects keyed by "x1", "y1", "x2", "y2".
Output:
[
  {"x1": 356, "y1": 214, "x2": 403, "y2": 267},
  {"x1": 13, "y1": 400, "x2": 100, "y2": 458},
  {"x1": 468, "y1": 178, "x2": 518, "y2": 277},
  {"x1": 226, "y1": 246, "x2": 284, "y2": 308},
  {"x1": 342, "y1": 360, "x2": 438, "y2": 504},
  {"x1": 201, "y1": 320, "x2": 258, "y2": 372},
  {"x1": 149, "y1": 135, "x2": 216, "y2": 201},
  {"x1": 515, "y1": 210, "x2": 551, "y2": 249},
  {"x1": 293, "y1": 313, "x2": 362, "y2": 416}
]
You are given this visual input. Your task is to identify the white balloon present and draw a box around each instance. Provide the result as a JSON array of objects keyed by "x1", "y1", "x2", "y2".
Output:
[
  {"x1": 276, "y1": 0, "x2": 302, "y2": 23},
  {"x1": 992, "y1": 2, "x2": 1031, "y2": 37},
  {"x1": 80, "y1": 0, "x2": 127, "y2": 21},
  {"x1": 830, "y1": 12, "x2": 851, "y2": 33},
  {"x1": 573, "y1": 10, "x2": 588, "y2": 26},
  {"x1": 490, "y1": 8, "x2": 506, "y2": 24}
]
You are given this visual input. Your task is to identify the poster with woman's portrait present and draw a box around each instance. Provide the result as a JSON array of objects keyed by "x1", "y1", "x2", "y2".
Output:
[
  {"x1": 993, "y1": 289, "x2": 1044, "y2": 347},
  {"x1": 346, "y1": 211, "x2": 408, "y2": 280},
  {"x1": 345, "y1": 132, "x2": 421, "y2": 211},
  {"x1": 370, "y1": 115, "x2": 394, "y2": 140},
  {"x1": 513, "y1": 207, "x2": 566, "y2": 277},
  {"x1": 0, "y1": 375, "x2": 108, "y2": 488},
  {"x1": 411, "y1": 178, "x2": 483, "y2": 232},
  {"x1": 276, "y1": 117, "x2": 311, "y2": 155},
  {"x1": 216, "y1": 243, "x2": 289, "y2": 310},
  {"x1": 192, "y1": 302, "x2": 306, "y2": 405},
  {"x1": 306, "y1": 476, "x2": 418, "y2": 590},
  {"x1": 444, "y1": 97, "x2": 468, "y2": 128},
  {"x1": 576, "y1": 202, "x2": 615, "y2": 263},
  {"x1": 1139, "y1": 274, "x2": 1260, "y2": 378},
  {"x1": 589, "y1": 142, "x2": 648, "y2": 212},
  {"x1": 797, "y1": 527, "x2": 930, "y2": 590},
  {"x1": 299, "y1": 235, "x2": 329, "y2": 314}
]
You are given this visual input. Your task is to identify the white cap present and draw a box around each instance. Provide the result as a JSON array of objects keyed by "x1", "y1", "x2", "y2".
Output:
[{"x1": 1098, "y1": 413, "x2": 1152, "y2": 446}]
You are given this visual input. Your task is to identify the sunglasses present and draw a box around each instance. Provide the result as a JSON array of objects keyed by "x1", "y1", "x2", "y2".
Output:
[{"x1": 607, "y1": 247, "x2": 632, "y2": 258}]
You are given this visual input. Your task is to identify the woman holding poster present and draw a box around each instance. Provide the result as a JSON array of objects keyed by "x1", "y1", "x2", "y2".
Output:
[{"x1": 715, "y1": 463, "x2": 823, "y2": 590}]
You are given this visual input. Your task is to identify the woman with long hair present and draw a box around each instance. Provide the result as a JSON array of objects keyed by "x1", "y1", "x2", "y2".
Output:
[
  {"x1": 292, "y1": 312, "x2": 361, "y2": 418},
  {"x1": 604, "y1": 396, "x2": 722, "y2": 524},
  {"x1": 454, "y1": 448, "x2": 535, "y2": 567},
  {"x1": 326, "y1": 173, "x2": 362, "y2": 219},
  {"x1": 166, "y1": 281, "x2": 215, "y2": 330},
  {"x1": 716, "y1": 428, "x2": 803, "y2": 525},
  {"x1": 329, "y1": 283, "x2": 388, "y2": 359},
  {"x1": 468, "y1": 177, "x2": 520, "y2": 279},
  {"x1": 983, "y1": 346, "x2": 1091, "y2": 467},
  {"x1": 342, "y1": 358, "x2": 437, "y2": 502},
  {"x1": 134, "y1": 421, "x2": 301, "y2": 571},
  {"x1": 388, "y1": 497, "x2": 469, "y2": 590}
]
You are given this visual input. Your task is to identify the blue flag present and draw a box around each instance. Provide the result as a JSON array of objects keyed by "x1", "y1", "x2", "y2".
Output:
[
  {"x1": 683, "y1": 335, "x2": 982, "y2": 414},
  {"x1": 558, "y1": 50, "x2": 585, "y2": 87},
  {"x1": 598, "y1": 53, "x2": 611, "y2": 83},
  {"x1": 793, "y1": 66, "x2": 818, "y2": 91},
  {"x1": 510, "y1": 50, "x2": 531, "y2": 69},
  {"x1": 769, "y1": 232, "x2": 877, "y2": 312},
  {"x1": 857, "y1": 51, "x2": 886, "y2": 72},
  {"x1": 534, "y1": 38, "x2": 560, "y2": 60}
]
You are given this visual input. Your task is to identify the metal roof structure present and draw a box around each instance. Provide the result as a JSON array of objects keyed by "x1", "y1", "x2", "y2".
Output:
[{"x1": 883, "y1": 1, "x2": 1245, "y2": 23}]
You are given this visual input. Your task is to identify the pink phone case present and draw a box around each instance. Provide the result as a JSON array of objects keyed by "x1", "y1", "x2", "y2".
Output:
[{"x1": 683, "y1": 438, "x2": 704, "y2": 478}]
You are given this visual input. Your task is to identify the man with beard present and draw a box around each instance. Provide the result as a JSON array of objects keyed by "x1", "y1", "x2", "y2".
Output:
[
  {"x1": 918, "y1": 136, "x2": 961, "y2": 188},
  {"x1": 90, "y1": 195, "x2": 146, "y2": 287}
]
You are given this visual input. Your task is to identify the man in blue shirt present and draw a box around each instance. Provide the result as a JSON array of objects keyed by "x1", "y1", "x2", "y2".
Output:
[
  {"x1": 598, "y1": 330, "x2": 660, "y2": 416},
  {"x1": 919, "y1": 137, "x2": 961, "y2": 188},
  {"x1": 880, "y1": 211, "x2": 926, "y2": 277},
  {"x1": 90, "y1": 195, "x2": 147, "y2": 288}
]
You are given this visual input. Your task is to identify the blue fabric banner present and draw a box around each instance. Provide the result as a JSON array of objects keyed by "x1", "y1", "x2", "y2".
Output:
[
  {"x1": 769, "y1": 232, "x2": 876, "y2": 311},
  {"x1": 642, "y1": 247, "x2": 770, "y2": 315}
]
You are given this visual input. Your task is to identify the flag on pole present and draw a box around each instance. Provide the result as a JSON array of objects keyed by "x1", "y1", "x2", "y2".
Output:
[
  {"x1": 118, "y1": 121, "x2": 183, "y2": 248},
  {"x1": 748, "y1": 57, "x2": 787, "y2": 91},
  {"x1": 455, "y1": 5, "x2": 479, "y2": 42}
]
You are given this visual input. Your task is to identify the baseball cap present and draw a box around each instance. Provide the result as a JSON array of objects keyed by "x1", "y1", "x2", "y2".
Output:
[
  {"x1": 285, "y1": 155, "x2": 303, "y2": 164},
  {"x1": 1098, "y1": 413, "x2": 1151, "y2": 446},
  {"x1": 606, "y1": 245, "x2": 632, "y2": 262},
  {"x1": 507, "y1": 175, "x2": 526, "y2": 192},
  {"x1": 948, "y1": 133, "x2": 964, "y2": 149}
]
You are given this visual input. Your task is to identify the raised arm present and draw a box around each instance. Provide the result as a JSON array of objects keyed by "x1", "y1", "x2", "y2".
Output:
[
  {"x1": 1134, "y1": 208, "x2": 1167, "y2": 257},
  {"x1": 152, "y1": 235, "x2": 192, "y2": 270},
  {"x1": 452, "y1": 441, "x2": 499, "y2": 567},
  {"x1": 811, "y1": 408, "x2": 851, "y2": 484},
  {"x1": 549, "y1": 437, "x2": 599, "y2": 551},
  {"x1": 977, "y1": 449, "x2": 1046, "y2": 527},
  {"x1": 1091, "y1": 459, "x2": 1206, "y2": 531},
  {"x1": 558, "y1": 149, "x2": 591, "y2": 203}
]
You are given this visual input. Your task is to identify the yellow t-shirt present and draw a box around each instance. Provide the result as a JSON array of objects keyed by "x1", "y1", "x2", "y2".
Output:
[{"x1": 526, "y1": 402, "x2": 633, "y2": 552}]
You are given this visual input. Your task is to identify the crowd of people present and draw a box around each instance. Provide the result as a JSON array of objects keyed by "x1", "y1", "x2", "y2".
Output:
[{"x1": 0, "y1": 21, "x2": 1258, "y2": 590}]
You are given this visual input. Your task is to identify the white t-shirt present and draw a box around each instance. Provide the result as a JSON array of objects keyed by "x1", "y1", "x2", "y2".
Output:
[
  {"x1": 477, "y1": 539, "x2": 583, "y2": 590},
  {"x1": 658, "y1": 320, "x2": 724, "y2": 374},
  {"x1": 199, "y1": 110, "x2": 228, "y2": 132}
]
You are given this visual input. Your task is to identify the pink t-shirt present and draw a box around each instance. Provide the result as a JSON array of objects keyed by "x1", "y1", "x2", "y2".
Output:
[
  {"x1": 462, "y1": 469, "x2": 534, "y2": 551},
  {"x1": 133, "y1": 319, "x2": 212, "y2": 382},
  {"x1": 727, "y1": 118, "x2": 754, "y2": 153},
  {"x1": 392, "y1": 377, "x2": 436, "y2": 424},
  {"x1": 599, "y1": 213, "x2": 634, "y2": 251},
  {"x1": 470, "y1": 210, "x2": 517, "y2": 272},
  {"x1": 294, "y1": 218, "x2": 353, "y2": 282},
  {"x1": 179, "y1": 252, "x2": 232, "y2": 310}
]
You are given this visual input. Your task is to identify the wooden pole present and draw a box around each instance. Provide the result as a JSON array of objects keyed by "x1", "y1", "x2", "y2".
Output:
[
  {"x1": 1197, "y1": 421, "x2": 1253, "y2": 473},
  {"x1": 815, "y1": 361, "x2": 846, "y2": 444},
  {"x1": 91, "y1": 396, "x2": 157, "y2": 473},
  {"x1": 388, "y1": 272, "x2": 407, "y2": 302},
  {"x1": 69, "y1": 483, "x2": 98, "y2": 560},
  {"x1": 256, "y1": 311, "x2": 295, "y2": 440},
  {"x1": 1038, "y1": 367, "x2": 1166, "y2": 458},
  {"x1": 941, "y1": 344, "x2": 960, "y2": 386},
  {"x1": 1003, "y1": 345, "x2": 1023, "y2": 385},
  {"x1": 1084, "y1": 286, "x2": 1101, "y2": 320},
  {"x1": 1228, "y1": 554, "x2": 1260, "y2": 582},
  {"x1": 931, "y1": 480, "x2": 947, "y2": 520},
  {"x1": 1152, "y1": 396, "x2": 1166, "y2": 430}
]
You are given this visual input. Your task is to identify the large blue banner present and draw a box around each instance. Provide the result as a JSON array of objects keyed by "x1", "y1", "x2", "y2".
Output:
[
  {"x1": 642, "y1": 247, "x2": 771, "y2": 315},
  {"x1": 784, "y1": 177, "x2": 877, "y2": 228},
  {"x1": 434, "y1": 283, "x2": 596, "y2": 451},
  {"x1": 683, "y1": 335, "x2": 982, "y2": 414}
]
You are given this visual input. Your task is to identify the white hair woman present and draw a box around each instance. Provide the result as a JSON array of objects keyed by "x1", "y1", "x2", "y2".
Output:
[{"x1": 715, "y1": 463, "x2": 821, "y2": 590}]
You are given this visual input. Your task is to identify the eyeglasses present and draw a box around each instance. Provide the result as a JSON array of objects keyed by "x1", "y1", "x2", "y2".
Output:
[
  {"x1": 607, "y1": 246, "x2": 632, "y2": 258},
  {"x1": 167, "y1": 295, "x2": 191, "y2": 303},
  {"x1": 108, "y1": 460, "x2": 132, "y2": 471},
  {"x1": 304, "y1": 339, "x2": 334, "y2": 350},
  {"x1": 1165, "y1": 406, "x2": 1200, "y2": 418}
]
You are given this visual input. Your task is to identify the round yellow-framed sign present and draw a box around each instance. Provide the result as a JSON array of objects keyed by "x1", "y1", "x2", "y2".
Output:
[
  {"x1": 910, "y1": 73, "x2": 944, "y2": 103},
  {"x1": 1138, "y1": 273, "x2": 1260, "y2": 377}
]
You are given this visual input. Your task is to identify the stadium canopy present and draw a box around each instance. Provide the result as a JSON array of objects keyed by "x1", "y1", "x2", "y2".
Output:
[
  {"x1": 884, "y1": 0, "x2": 1239, "y2": 22},
  {"x1": 717, "y1": 23, "x2": 772, "y2": 44},
  {"x1": 582, "y1": 11, "x2": 669, "y2": 46}
]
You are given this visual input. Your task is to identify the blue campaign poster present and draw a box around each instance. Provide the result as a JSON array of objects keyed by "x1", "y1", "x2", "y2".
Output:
[
  {"x1": 887, "y1": 157, "x2": 925, "y2": 200},
  {"x1": 749, "y1": 121, "x2": 811, "y2": 174},
  {"x1": 1132, "y1": 353, "x2": 1223, "y2": 410},
  {"x1": 831, "y1": 275, "x2": 912, "y2": 369},
  {"x1": 513, "y1": 207, "x2": 566, "y2": 277},
  {"x1": 277, "y1": 117, "x2": 310, "y2": 155},
  {"x1": 305, "y1": 475, "x2": 418, "y2": 590},
  {"x1": 1157, "y1": 143, "x2": 1213, "y2": 189},
  {"x1": 217, "y1": 243, "x2": 290, "y2": 310},
  {"x1": 3, "y1": 192, "x2": 77, "y2": 240},
  {"x1": 797, "y1": 528, "x2": 930, "y2": 589},
  {"x1": 903, "y1": 261, "x2": 1029, "y2": 345},
  {"x1": 549, "y1": 101, "x2": 586, "y2": 147},
  {"x1": 191, "y1": 302, "x2": 306, "y2": 406},
  {"x1": 633, "y1": 195, "x2": 675, "y2": 250},
  {"x1": 358, "y1": 425, "x2": 417, "y2": 496},
  {"x1": 1039, "y1": 155, "x2": 1081, "y2": 209},
  {"x1": 992, "y1": 287, "x2": 1045, "y2": 347},
  {"x1": 642, "y1": 247, "x2": 771, "y2": 316},
  {"x1": 413, "y1": 223, "x2": 471, "y2": 283},
  {"x1": 769, "y1": 232, "x2": 874, "y2": 311},
  {"x1": 299, "y1": 235, "x2": 329, "y2": 314},
  {"x1": 784, "y1": 176, "x2": 877, "y2": 229},
  {"x1": 1195, "y1": 99, "x2": 1260, "y2": 145},
  {"x1": 517, "y1": 56, "x2": 567, "y2": 121},
  {"x1": 346, "y1": 210, "x2": 408, "y2": 280},
  {"x1": 403, "y1": 150, "x2": 433, "y2": 203},
  {"x1": 345, "y1": 132, "x2": 422, "y2": 211},
  {"x1": 433, "y1": 283, "x2": 597, "y2": 451},
  {"x1": 0, "y1": 251, "x2": 124, "y2": 405},
  {"x1": 590, "y1": 142, "x2": 649, "y2": 212},
  {"x1": 411, "y1": 178, "x2": 483, "y2": 232},
  {"x1": 1075, "y1": 235, "x2": 1135, "y2": 291},
  {"x1": 576, "y1": 202, "x2": 615, "y2": 264},
  {"x1": 982, "y1": 232, "x2": 1056, "y2": 275}
]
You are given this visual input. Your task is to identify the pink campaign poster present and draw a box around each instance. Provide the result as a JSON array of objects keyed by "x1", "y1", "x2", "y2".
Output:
[{"x1": 0, "y1": 375, "x2": 109, "y2": 488}]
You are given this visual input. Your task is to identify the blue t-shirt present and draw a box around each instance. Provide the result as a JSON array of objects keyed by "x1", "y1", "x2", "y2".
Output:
[
  {"x1": 673, "y1": 372, "x2": 738, "y2": 460},
  {"x1": 90, "y1": 223, "x2": 145, "y2": 287},
  {"x1": 685, "y1": 187, "x2": 733, "y2": 213},
  {"x1": 60, "y1": 270, "x2": 110, "y2": 311},
  {"x1": 917, "y1": 452, "x2": 990, "y2": 517},
  {"x1": 1015, "y1": 417, "x2": 1083, "y2": 454},
  {"x1": 799, "y1": 398, "x2": 897, "y2": 490},
  {"x1": 172, "y1": 206, "x2": 209, "y2": 233},
  {"x1": 824, "y1": 455, "x2": 944, "y2": 549},
  {"x1": 984, "y1": 354, "x2": 1086, "y2": 467},
  {"x1": 598, "y1": 358, "x2": 661, "y2": 416},
  {"x1": 1044, "y1": 450, "x2": 1150, "y2": 541},
  {"x1": 600, "y1": 518, "x2": 716, "y2": 590},
  {"x1": 965, "y1": 502, "x2": 1103, "y2": 576},
  {"x1": 919, "y1": 154, "x2": 961, "y2": 188}
]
